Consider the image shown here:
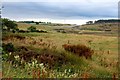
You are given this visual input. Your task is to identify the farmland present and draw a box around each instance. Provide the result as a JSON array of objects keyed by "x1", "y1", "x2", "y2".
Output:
[{"x1": 2, "y1": 22, "x2": 118, "y2": 78}]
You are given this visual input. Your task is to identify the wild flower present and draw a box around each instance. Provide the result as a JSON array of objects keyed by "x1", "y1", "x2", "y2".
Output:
[
  {"x1": 9, "y1": 52, "x2": 12, "y2": 55},
  {"x1": 14, "y1": 55, "x2": 19, "y2": 59}
]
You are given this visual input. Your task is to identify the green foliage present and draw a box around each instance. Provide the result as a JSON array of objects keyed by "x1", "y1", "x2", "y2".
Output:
[
  {"x1": 2, "y1": 60, "x2": 80, "y2": 78},
  {"x1": 27, "y1": 26, "x2": 47, "y2": 33},
  {"x1": 2, "y1": 43, "x2": 15, "y2": 53},
  {"x1": 2, "y1": 44, "x2": 68, "y2": 69},
  {"x1": 35, "y1": 22, "x2": 39, "y2": 25},
  {"x1": 2, "y1": 24, "x2": 118, "y2": 78},
  {"x1": 2, "y1": 18, "x2": 18, "y2": 31},
  {"x1": 94, "y1": 19, "x2": 119, "y2": 24},
  {"x1": 27, "y1": 26, "x2": 37, "y2": 32}
]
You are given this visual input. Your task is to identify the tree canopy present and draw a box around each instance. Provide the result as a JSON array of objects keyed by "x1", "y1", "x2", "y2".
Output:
[{"x1": 2, "y1": 18, "x2": 18, "y2": 31}]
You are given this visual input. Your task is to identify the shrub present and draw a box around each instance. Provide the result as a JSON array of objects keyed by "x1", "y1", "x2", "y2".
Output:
[
  {"x1": 2, "y1": 43, "x2": 15, "y2": 53},
  {"x1": 27, "y1": 26, "x2": 37, "y2": 32},
  {"x1": 2, "y1": 46, "x2": 68, "y2": 68},
  {"x1": 24, "y1": 50, "x2": 66, "y2": 68},
  {"x1": 2, "y1": 43, "x2": 16, "y2": 61},
  {"x1": 27, "y1": 26, "x2": 47, "y2": 33},
  {"x1": 18, "y1": 30, "x2": 29, "y2": 33},
  {"x1": 62, "y1": 44, "x2": 94, "y2": 59},
  {"x1": 2, "y1": 18, "x2": 18, "y2": 31}
]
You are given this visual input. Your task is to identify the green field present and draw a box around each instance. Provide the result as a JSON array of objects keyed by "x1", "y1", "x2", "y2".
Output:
[{"x1": 2, "y1": 23, "x2": 118, "y2": 78}]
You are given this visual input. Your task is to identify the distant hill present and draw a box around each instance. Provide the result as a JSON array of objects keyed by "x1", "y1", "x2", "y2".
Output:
[{"x1": 79, "y1": 23, "x2": 118, "y2": 32}]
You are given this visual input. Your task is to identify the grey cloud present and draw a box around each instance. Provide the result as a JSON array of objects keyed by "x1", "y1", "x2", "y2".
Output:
[{"x1": 2, "y1": 2, "x2": 117, "y2": 20}]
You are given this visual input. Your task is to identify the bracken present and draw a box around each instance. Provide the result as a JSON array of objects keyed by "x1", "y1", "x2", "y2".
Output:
[{"x1": 62, "y1": 44, "x2": 94, "y2": 59}]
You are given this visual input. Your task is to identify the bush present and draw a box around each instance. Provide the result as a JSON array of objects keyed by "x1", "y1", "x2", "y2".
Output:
[
  {"x1": 2, "y1": 18, "x2": 18, "y2": 32},
  {"x1": 27, "y1": 26, "x2": 47, "y2": 33},
  {"x1": 2, "y1": 43, "x2": 15, "y2": 53},
  {"x1": 2, "y1": 46, "x2": 68, "y2": 68},
  {"x1": 19, "y1": 30, "x2": 29, "y2": 33},
  {"x1": 62, "y1": 44, "x2": 94, "y2": 59},
  {"x1": 16, "y1": 49, "x2": 67, "y2": 68},
  {"x1": 27, "y1": 26, "x2": 37, "y2": 32}
]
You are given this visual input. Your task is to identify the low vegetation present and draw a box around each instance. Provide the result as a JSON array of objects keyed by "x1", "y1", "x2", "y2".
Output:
[
  {"x1": 1, "y1": 18, "x2": 118, "y2": 79},
  {"x1": 62, "y1": 44, "x2": 94, "y2": 59}
]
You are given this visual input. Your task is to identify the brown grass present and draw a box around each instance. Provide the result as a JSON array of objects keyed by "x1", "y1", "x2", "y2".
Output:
[
  {"x1": 0, "y1": 72, "x2": 2, "y2": 78},
  {"x1": 62, "y1": 44, "x2": 94, "y2": 59}
]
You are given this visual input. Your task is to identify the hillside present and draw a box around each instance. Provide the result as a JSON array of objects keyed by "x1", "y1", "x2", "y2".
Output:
[
  {"x1": 2, "y1": 19, "x2": 118, "y2": 78},
  {"x1": 17, "y1": 22, "x2": 118, "y2": 37},
  {"x1": 80, "y1": 23, "x2": 118, "y2": 31}
]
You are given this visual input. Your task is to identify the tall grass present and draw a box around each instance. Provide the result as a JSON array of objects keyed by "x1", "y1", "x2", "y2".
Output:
[{"x1": 2, "y1": 30, "x2": 118, "y2": 78}]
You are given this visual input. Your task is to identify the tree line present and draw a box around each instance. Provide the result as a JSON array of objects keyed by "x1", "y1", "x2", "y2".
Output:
[
  {"x1": 86, "y1": 19, "x2": 120, "y2": 24},
  {"x1": 1, "y1": 18, "x2": 47, "y2": 33},
  {"x1": 18, "y1": 21, "x2": 51, "y2": 25}
]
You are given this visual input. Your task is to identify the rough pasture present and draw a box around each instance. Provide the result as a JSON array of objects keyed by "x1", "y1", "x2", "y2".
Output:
[{"x1": 2, "y1": 22, "x2": 118, "y2": 78}]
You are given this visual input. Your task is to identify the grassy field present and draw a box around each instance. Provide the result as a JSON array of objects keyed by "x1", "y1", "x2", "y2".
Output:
[{"x1": 2, "y1": 23, "x2": 118, "y2": 78}]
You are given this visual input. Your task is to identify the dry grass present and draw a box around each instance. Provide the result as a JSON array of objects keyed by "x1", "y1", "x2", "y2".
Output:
[
  {"x1": 62, "y1": 44, "x2": 93, "y2": 59},
  {"x1": 2, "y1": 23, "x2": 118, "y2": 78}
]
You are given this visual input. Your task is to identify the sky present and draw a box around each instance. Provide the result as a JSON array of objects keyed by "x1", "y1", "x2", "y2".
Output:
[{"x1": 1, "y1": 0, "x2": 119, "y2": 25}]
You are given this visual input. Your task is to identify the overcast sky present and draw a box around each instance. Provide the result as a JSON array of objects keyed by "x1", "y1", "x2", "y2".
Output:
[{"x1": 1, "y1": 0, "x2": 119, "y2": 24}]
